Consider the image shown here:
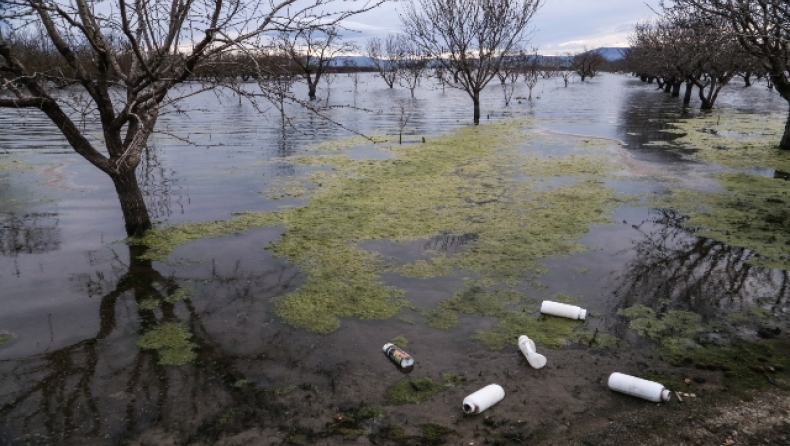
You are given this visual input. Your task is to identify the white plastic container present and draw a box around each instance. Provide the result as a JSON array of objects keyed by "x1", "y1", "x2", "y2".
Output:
[
  {"x1": 462, "y1": 384, "x2": 505, "y2": 414},
  {"x1": 608, "y1": 372, "x2": 671, "y2": 402},
  {"x1": 540, "y1": 301, "x2": 587, "y2": 320},
  {"x1": 518, "y1": 335, "x2": 547, "y2": 369}
]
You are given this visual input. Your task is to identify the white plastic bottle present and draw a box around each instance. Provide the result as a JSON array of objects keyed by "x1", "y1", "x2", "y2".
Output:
[
  {"x1": 462, "y1": 384, "x2": 505, "y2": 414},
  {"x1": 518, "y1": 335, "x2": 547, "y2": 369},
  {"x1": 540, "y1": 301, "x2": 587, "y2": 320},
  {"x1": 608, "y1": 372, "x2": 671, "y2": 402}
]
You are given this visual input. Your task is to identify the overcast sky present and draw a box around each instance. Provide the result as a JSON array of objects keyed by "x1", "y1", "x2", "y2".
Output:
[{"x1": 342, "y1": 0, "x2": 662, "y2": 55}]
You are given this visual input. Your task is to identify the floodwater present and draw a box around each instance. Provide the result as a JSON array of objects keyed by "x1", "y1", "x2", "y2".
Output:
[{"x1": 1, "y1": 73, "x2": 789, "y2": 445}]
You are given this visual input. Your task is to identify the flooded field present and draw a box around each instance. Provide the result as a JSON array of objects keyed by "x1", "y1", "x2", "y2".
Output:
[{"x1": 1, "y1": 73, "x2": 789, "y2": 445}]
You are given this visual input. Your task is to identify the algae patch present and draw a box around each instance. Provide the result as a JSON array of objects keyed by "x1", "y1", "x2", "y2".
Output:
[
  {"x1": 617, "y1": 303, "x2": 790, "y2": 393},
  {"x1": 133, "y1": 119, "x2": 629, "y2": 334},
  {"x1": 648, "y1": 110, "x2": 790, "y2": 270},
  {"x1": 0, "y1": 331, "x2": 14, "y2": 347},
  {"x1": 385, "y1": 373, "x2": 464, "y2": 404},
  {"x1": 651, "y1": 172, "x2": 790, "y2": 270},
  {"x1": 137, "y1": 322, "x2": 197, "y2": 366},
  {"x1": 662, "y1": 111, "x2": 790, "y2": 172}
]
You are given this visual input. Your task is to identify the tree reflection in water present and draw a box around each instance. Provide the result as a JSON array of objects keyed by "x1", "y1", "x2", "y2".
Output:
[
  {"x1": 613, "y1": 208, "x2": 789, "y2": 320},
  {"x1": 0, "y1": 244, "x2": 300, "y2": 444},
  {"x1": 0, "y1": 213, "x2": 61, "y2": 257}
]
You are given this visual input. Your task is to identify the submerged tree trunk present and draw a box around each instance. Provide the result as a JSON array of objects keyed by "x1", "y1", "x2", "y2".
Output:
[
  {"x1": 781, "y1": 108, "x2": 790, "y2": 150},
  {"x1": 671, "y1": 80, "x2": 682, "y2": 97},
  {"x1": 473, "y1": 91, "x2": 481, "y2": 125},
  {"x1": 110, "y1": 168, "x2": 152, "y2": 236},
  {"x1": 771, "y1": 74, "x2": 790, "y2": 150},
  {"x1": 683, "y1": 80, "x2": 694, "y2": 107}
]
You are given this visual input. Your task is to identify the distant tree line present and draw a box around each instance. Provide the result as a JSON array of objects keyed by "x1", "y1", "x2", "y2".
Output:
[{"x1": 624, "y1": 0, "x2": 789, "y2": 149}]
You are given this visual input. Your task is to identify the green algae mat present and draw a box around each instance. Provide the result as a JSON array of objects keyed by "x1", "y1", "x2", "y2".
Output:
[
  {"x1": 133, "y1": 118, "x2": 629, "y2": 340},
  {"x1": 131, "y1": 110, "x2": 789, "y2": 360}
]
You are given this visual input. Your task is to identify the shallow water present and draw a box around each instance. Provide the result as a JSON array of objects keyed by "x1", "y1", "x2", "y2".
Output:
[{"x1": 1, "y1": 73, "x2": 788, "y2": 444}]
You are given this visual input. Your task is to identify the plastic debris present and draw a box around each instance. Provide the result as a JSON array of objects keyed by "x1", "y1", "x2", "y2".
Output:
[
  {"x1": 540, "y1": 301, "x2": 587, "y2": 320},
  {"x1": 518, "y1": 335, "x2": 547, "y2": 369},
  {"x1": 382, "y1": 343, "x2": 414, "y2": 371},
  {"x1": 608, "y1": 372, "x2": 671, "y2": 402},
  {"x1": 463, "y1": 384, "x2": 505, "y2": 414}
]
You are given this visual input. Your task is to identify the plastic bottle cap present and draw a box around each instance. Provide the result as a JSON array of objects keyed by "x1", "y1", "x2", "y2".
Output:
[
  {"x1": 579, "y1": 309, "x2": 587, "y2": 320},
  {"x1": 382, "y1": 343, "x2": 393, "y2": 352}
]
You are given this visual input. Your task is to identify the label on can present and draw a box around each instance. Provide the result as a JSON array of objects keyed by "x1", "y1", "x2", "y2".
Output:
[{"x1": 383, "y1": 344, "x2": 414, "y2": 369}]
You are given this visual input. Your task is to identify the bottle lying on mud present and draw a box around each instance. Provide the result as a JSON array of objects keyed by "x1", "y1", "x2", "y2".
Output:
[
  {"x1": 608, "y1": 372, "x2": 671, "y2": 402},
  {"x1": 382, "y1": 343, "x2": 415, "y2": 371},
  {"x1": 518, "y1": 335, "x2": 547, "y2": 369},
  {"x1": 463, "y1": 384, "x2": 505, "y2": 414},
  {"x1": 540, "y1": 301, "x2": 587, "y2": 320}
]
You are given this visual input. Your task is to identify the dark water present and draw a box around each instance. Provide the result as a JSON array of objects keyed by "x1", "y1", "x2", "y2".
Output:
[{"x1": 1, "y1": 73, "x2": 788, "y2": 444}]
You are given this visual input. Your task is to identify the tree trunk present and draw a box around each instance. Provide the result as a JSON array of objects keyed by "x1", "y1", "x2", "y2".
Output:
[
  {"x1": 698, "y1": 82, "x2": 714, "y2": 110},
  {"x1": 781, "y1": 107, "x2": 790, "y2": 150},
  {"x1": 671, "y1": 81, "x2": 682, "y2": 97},
  {"x1": 473, "y1": 91, "x2": 481, "y2": 125},
  {"x1": 771, "y1": 74, "x2": 790, "y2": 150},
  {"x1": 110, "y1": 167, "x2": 152, "y2": 236},
  {"x1": 683, "y1": 81, "x2": 693, "y2": 107}
]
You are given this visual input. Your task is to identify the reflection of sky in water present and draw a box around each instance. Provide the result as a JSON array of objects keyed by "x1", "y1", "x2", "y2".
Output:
[{"x1": 0, "y1": 74, "x2": 788, "y2": 444}]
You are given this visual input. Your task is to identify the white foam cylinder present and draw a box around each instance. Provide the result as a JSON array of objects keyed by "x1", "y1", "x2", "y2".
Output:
[
  {"x1": 608, "y1": 372, "x2": 671, "y2": 402},
  {"x1": 462, "y1": 384, "x2": 505, "y2": 414},
  {"x1": 518, "y1": 335, "x2": 547, "y2": 369},
  {"x1": 540, "y1": 301, "x2": 587, "y2": 320}
]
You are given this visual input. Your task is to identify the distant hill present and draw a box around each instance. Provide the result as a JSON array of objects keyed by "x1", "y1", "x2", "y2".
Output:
[
  {"x1": 328, "y1": 56, "x2": 376, "y2": 68},
  {"x1": 594, "y1": 47, "x2": 627, "y2": 61},
  {"x1": 327, "y1": 47, "x2": 627, "y2": 68}
]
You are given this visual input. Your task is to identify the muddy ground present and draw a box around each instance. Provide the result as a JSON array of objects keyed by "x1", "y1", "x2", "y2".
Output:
[{"x1": 120, "y1": 318, "x2": 790, "y2": 446}]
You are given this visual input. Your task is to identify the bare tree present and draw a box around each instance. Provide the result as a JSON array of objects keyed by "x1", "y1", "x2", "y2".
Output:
[
  {"x1": 666, "y1": 0, "x2": 790, "y2": 149},
  {"x1": 495, "y1": 53, "x2": 520, "y2": 106},
  {"x1": 571, "y1": 47, "x2": 605, "y2": 82},
  {"x1": 0, "y1": 0, "x2": 382, "y2": 236},
  {"x1": 278, "y1": 26, "x2": 356, "y2": 100},
  {"x1": 366, "y1": 34, "x2": 399, "y2": 88},
  {"x1": 520, "y1": 49, "x2": 540, "y2": 99},
  {"x1": 401, "y1": 0, "x2": 542, "y2": 124},
  {"x1": 394, "y1": 34, "x2": 428, "y2": 98},
  {"x1": 627, "y1": 9, "x2": 748, "y2": 110}
]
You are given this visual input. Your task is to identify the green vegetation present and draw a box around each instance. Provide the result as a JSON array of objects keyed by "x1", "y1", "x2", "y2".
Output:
[
  {"x1": 651, "y1": 110, "x2": 790, "y2": 270},
  {"x1": 132, "y1": 118, "x2": 629, "y2": 336},
  {"x1": 391, "y1": 335, "x2": 409, "y2": 346},
  {"x1": 0, "y1": 331, "x2": 14, "y2": 347},
  {"x1": 136, "y1": 322, "x2": 197, "y2": 366},
  {"x1": 384, "y1": 373, "x2": 464, "y2": 404},
  {"x1": 665, "y1": 111, "x2": 790, "y2": 172},
  {"x1": 617, "y1": 304, "x2": 790, "y2": 394},
  {"x1": 652, "y1": 172, "x2": 790, "y2": 270}
]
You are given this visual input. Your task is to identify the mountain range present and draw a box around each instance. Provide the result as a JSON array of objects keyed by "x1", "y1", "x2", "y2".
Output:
[{"x1": 329, "y1": 47, "x2": 627, "y2": 68}]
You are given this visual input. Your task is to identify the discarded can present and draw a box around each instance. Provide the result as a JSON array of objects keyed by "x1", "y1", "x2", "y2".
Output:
[
  {"x1": 463, "y1": 384, "x2": 505, "y2": 414},
  {"x1": 540, "y1": 301, "x2": 587, "y2": 320},
  {"x1": 382, "y1": 343, "x2": 415, "y2": 369},
  {"x1": 608, "y1": 372, "x2": 671, "y2": 402},
  {"x1": 518, "y1": 335, "x2": 547, "y2": 369}
]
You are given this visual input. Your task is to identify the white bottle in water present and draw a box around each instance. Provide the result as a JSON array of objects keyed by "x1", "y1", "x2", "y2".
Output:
[
  {"x1": 608, "y1": 372, "x2": 671, "y2": 402},
  {"x1": 540, "y1": 301, "x2": 587, "y2": 320},
  {"x1": 518, "y1": 335, "x2": 547, "y2": 369},
  {"x1": 462, "y1": 384, "x2": 505, "y2": 414}
]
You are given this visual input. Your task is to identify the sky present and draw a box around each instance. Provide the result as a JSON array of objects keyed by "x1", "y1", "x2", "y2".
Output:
[{"x1": 341, "y1": 0, "x2": 662, "y2": 55}]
